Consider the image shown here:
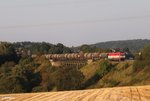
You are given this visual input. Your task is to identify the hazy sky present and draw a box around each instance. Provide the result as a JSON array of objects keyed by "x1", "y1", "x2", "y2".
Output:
[{"x1": 0, "y1": 0, "x2": 150, "y2": 46}]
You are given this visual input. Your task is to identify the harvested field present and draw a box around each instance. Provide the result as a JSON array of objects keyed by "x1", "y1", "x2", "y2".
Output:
[{"x1": 0, "y1": 85, "x2": 150, "y2": 101}]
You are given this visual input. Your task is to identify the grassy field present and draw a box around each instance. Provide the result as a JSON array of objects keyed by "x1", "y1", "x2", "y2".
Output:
[{"x1": 0, "y1": 85, "x2": 149, "y2": 101}]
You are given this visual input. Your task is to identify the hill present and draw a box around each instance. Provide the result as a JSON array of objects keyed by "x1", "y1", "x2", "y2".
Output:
[
  {"x1": 92, "y1": 39, "x2": 150, "y2": 52},
  {"x1": 80, "y1": 60, "x2": 150, "y2": 89}
]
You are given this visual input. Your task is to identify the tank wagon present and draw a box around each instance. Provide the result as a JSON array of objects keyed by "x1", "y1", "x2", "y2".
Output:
[{"x1": 45, "y1": 53, "x2": 106, "y2": 60}]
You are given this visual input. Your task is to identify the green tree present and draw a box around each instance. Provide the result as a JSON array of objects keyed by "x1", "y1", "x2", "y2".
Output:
[
  {"x1": 11, "y1": 57, "x2": 41, "y2": 92},
  {"x1": 0, "y1": 75, "x2": 27, "y2": 93},
  {"x1": 79, "y1": 45, "x2": 100, "y2": 53},
  {"x1": 51, "y1": 66, "x2": 84, "y2": 91},
  {"x1": 133, "y1": 44, "x2": 150, "y2": 71},
  {"x1": 0, "y1": 61, "x2": 16, "y2": 74},
  {"x1": 48, "y1": 43, "x2": 72, "y2": 54},
  {"x1": 0, "y1": 42, "x2": 18, "y2": 65},
  {"x1": 34, "y1": 56, "x2": 53, "y2": 92}
]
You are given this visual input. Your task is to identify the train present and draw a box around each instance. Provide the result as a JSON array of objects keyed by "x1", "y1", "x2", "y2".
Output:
[{"x1": 44, "y1": 52, "x2": 126, "y2": 61}]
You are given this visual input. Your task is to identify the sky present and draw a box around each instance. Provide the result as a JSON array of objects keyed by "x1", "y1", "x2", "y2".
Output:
[{"x1": 0, "y1": 0, "x2": 150, "y2": 46}]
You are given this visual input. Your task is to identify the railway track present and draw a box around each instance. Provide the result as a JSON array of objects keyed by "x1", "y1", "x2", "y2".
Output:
[{"x1": 0, "y1": 85, "x2": 149, "y2": 101}]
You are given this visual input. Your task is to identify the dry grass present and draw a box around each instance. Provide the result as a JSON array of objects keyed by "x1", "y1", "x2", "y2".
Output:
[
  {"x1": 80, "y1": 61, "x2": 100, "y2": 81},
  {"x1": 87, "y1": 60, "x2": 150, "y2": 89},
  {"x1": 0, "y1": 85, "x2": 149, "y2": 101}
]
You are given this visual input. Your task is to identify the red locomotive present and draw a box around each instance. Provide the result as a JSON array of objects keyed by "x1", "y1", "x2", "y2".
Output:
[{"x1": 108, "y1": 52, "x2": 126, "y2": 61}]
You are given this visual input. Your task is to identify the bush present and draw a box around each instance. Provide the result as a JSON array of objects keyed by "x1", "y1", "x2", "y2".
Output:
[
  {"x1": 32, "y1": 86, "x2": 43, "y2": 92},
  {"x1": 123, "y1": 63, "x2": 129, "y2": 70},
  {"x1": 106, "y1": 80, "x2": 120, "y2": 87},
  {"x1": 96, "y1": 60, "x2": 112, "y2": 77}
]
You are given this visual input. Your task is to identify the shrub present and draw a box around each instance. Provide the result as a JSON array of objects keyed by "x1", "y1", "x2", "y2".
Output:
[
  {"x1": 123, "y1": 63, "x2": 129, "y2": 70},
  {"x1": 96, "y1": 60, "x2": 112, "y2": 77},
  {"x1": 106, "y1": 80, "x2": 120, "y2": 87}
]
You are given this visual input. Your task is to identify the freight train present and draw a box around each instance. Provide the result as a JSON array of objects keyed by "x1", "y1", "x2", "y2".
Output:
[
  {"x1": 107, "y1": 52, "x2": 126, "y2": 61},
  {"x1": 44, "y1": 52, "x2": 126, "y2": 61}
]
